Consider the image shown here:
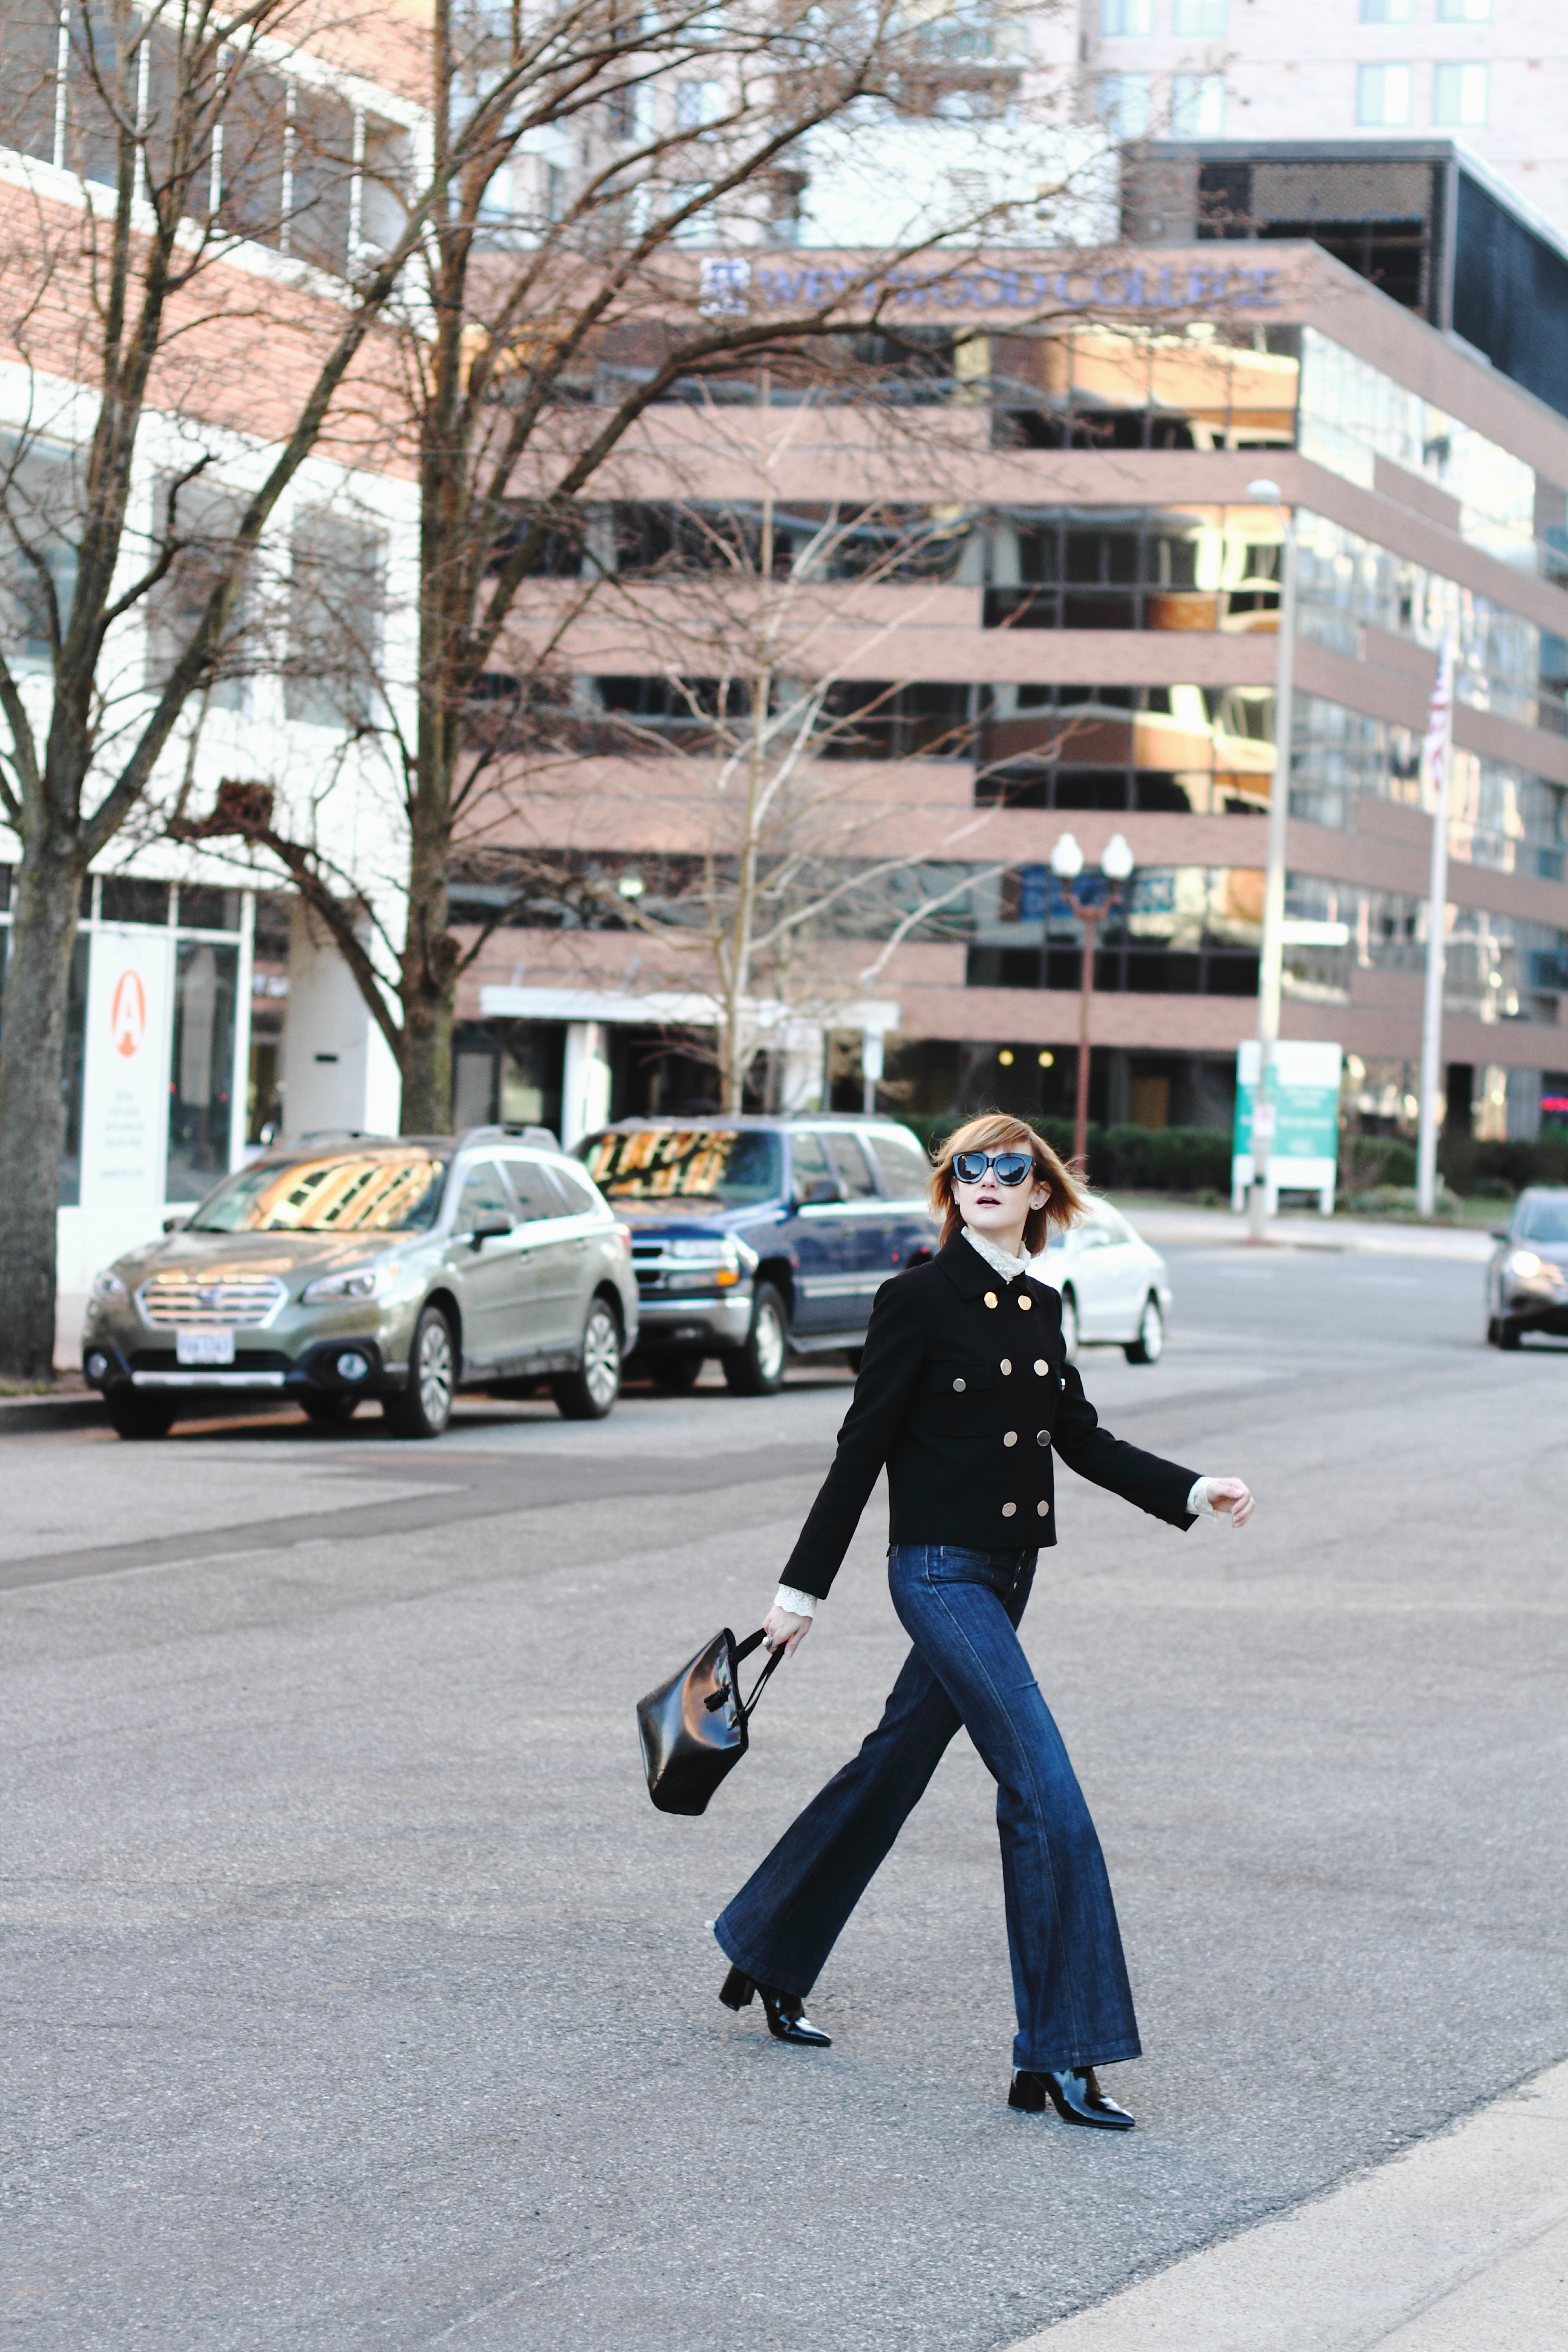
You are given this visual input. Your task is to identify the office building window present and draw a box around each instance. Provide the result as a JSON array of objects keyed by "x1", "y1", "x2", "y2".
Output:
[
  {"x1": 675, "y1": 80, "x2": 725, "y2": 132},
  {"x1": 1433, "y1": 62, "x2": 1487, "y2": 126},
  {"x1": 1359, "y1": 0, "x2": 1412, "y2": 20},
  {"x1": 1097, "y1": 74, "x2": 1151, "y2": 138},
  {"x1": 1357, "y1": 64, "x2": 1412, "y2": 126},
  {"x1": 1172, "y1": 74, "x2": 1225, "y2": 137},
  {"x1": 1099, "y1": 0, "x2": 1152, "y2": 31},
  {"x1": 1437, "y1": 0, "x2": 1489, "y2": 19},
  {"x1": 1172, "y1": 0, "x2": 1227, "y2": 31}
]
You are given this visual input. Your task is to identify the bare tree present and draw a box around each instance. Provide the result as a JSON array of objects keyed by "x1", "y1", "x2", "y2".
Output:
[{"x1": 183, "y1": 0, "x2": 1106, "y2": 1131}]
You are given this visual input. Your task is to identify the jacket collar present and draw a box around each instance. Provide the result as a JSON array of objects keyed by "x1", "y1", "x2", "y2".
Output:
[{"x1": 938, "y1": 1232, "x2": 1017, "y2": 1301}]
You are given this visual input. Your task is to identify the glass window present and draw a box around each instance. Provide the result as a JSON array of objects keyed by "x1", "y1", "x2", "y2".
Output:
[
  {"x1": 1357, "y1": 64, "x2": 1411, "y2": 126},
  {"x1": 1099, "y1": 0, "x2": 1151, "y2": 30},
  {"x1": 582, "y1": 1126, "x2": 783, "y2": 1203},
  {"x1": 0, "y1": 437, "x2": 78, "y2": 665},
  {"x1": 166, "y1": 940, "x2": 238, "y2": 1202},
  {"x1": 1172, "y1": 0, "x2": 1226, "y2": 30},
  {"x1": 824, "y1": 1132, "x2": 878, "y2": 1199},
  {"x1": 503, "y1": 1157, "x2": 564, "y2": 1220},
  {"x1": 1516, "y1": 1193, "x2": 1568, "y2": 1242},
  {"x1": 1433, "y1": 62, "x2": 1486, "y2": 126},
  {"x1": 452, "y1": 1160, "x2": 514, "y2": 1233},
  {"x1": 789, "y1": 1130, "x2": 833, "y2": 1194},
  {"x1": 1360, "y1": 0, "x2": 1412, "y2": 19},
  {"x1": 144, "y1": 478, "x2": 250, "y2": 713},
  {"x1": 1171, "y1": 74, "x2": 1224, "y2": 137},
  {"x1": 543, "y1": 1161, "x2": 600, "y2": 1215},
  {"x1": 189, "y1": 1150, "x2": 450, "y2": 1232},
  {"x1": 1097, "y1": 74, "x2": 1151, "y2": 139},
  {"x1": 1437, "y1": 0, "x2": 1488, "y2": 18},
  {"x1": 284, "y1": 508, "x2": 385, "y2": 728},
  {"x1": 866, "y1": 1130, "x2": 933, "y2": 1200}
]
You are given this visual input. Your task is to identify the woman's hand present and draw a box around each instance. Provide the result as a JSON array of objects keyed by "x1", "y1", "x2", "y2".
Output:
[
  {"x1": 763, "y1": 1606, "x2": 812, "y2": 1658},
  {"x1": 1204, "y1": 1477, "x2": 1255, "y2": 1528}
]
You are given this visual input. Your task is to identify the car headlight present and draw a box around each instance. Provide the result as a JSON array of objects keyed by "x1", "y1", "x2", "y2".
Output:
[
  {"x1": 302, "y1": 1264, "x2": 396, "y2": 1304},
  {"x1": 91, "y1": 1269, "x2": 128, "y2": 1304},
  {"x1": 668, "y1": 1236, "x2": 743, "y2": 1287},
  {"x1": 1507, "y1": 1249, "x2": 1553, "y2": 1281}
]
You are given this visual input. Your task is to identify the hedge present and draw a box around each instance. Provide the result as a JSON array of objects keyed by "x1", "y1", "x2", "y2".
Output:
[{"x1": 894, "y1": 1114, "x2": 1232, "y2": 1195}]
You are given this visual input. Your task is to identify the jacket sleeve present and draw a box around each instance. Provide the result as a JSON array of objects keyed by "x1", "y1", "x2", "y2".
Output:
[
  {"x1": 779, "y1": 1274, "x2": 928, "y2": 1600},
  {"x1": 1053, "y1": 1363, "x2": 1199, "y2": 1529}
]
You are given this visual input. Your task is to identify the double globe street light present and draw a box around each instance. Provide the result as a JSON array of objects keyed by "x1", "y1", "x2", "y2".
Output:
[{"x1": 1050, "y1": 828, "x2": 1135, "y2": 1177}]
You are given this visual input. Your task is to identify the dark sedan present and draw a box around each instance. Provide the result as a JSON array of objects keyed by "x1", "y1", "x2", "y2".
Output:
[{"x1": 1486, "y1": 1186, "x2": 1568, "y2": 1348}]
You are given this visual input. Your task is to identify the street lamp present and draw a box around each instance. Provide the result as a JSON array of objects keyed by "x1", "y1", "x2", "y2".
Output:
[
  {"x1": 1052, "y1": 828, "x2": 1134, "y2": 1176},
  {"x1": 1244, "y1": 477, "x2": 1299, "y2": 1241}
]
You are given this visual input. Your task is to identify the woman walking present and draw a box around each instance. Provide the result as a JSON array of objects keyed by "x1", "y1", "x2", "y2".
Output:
[{"x1": 714, "y1": 1114, "x2": 1253, "y2": 2131}]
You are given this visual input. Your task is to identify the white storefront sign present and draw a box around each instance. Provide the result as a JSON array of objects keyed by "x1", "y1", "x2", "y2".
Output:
[{"x1": 80, "y1": 927, "x2": 171, "y2": 1214}]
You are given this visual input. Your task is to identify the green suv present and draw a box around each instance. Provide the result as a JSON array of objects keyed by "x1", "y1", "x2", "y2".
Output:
[{"x1": 81, "y1": 1128, "x2": 639, "y2": 1440}]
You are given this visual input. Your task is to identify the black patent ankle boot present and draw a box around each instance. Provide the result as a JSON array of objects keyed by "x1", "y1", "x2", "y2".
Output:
[
  {"x1": 719, "y1": 1964, "x2": 832, "y2": 2047},
  {"x1": 1009, "y1": 2065, "x2": 1134, "y2": 2130}
]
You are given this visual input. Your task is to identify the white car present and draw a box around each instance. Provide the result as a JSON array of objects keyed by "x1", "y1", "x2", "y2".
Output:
[{"x1": 1028, "y1": 1197, "x2": 1172, "y2": 1365}]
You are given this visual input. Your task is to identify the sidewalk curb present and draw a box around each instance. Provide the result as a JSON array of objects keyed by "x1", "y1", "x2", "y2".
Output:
[
  {"x1": 0, "y1": 1393, "x2": 105, "y2": 1435},
  {"x1": 1005, "y1": 2056, "x2": 1568, "y2": 2351}
]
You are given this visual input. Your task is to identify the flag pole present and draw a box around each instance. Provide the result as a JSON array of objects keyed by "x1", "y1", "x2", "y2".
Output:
[{"x1": 1416, "y1": 633, "x2": 1457, "y2": 1218}]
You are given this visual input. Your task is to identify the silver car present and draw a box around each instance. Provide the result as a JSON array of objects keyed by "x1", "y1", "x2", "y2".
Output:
[
  {"x1": 81, "y1": 1126, "x2": 639, "y2": 1439},
  {"x1": 1028, "y1": 1197, "x2": 1173, "y2": 1365},
  {"x1": 1486, "y1": 1186, "x2": 1568, "y2": 1348}
]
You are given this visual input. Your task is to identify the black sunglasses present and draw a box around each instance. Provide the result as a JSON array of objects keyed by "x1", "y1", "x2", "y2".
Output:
[{"x1": 951, "y1": 1149, "x2": 1036, "y2": 1187}]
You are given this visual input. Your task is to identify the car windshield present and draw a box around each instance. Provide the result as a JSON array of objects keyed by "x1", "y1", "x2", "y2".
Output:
[
  {"x1": 188, "y1": 1151, "x2": 450, "y2": 1233},
  {"x1": 582, "y1": 1128, "x2": 783, "y2": 1204},
  {"x1": 1517, "y1": 1194, "x2": 1568, "y2": 1243}
]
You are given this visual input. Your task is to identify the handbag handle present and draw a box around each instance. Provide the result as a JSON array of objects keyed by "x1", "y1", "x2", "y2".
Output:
[{"x1": 731, "y1": 1626, "x2": 787, "y2": 1719}]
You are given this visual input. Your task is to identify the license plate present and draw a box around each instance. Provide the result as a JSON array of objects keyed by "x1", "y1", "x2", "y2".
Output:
[{"x1": 177, "y1": 1330, "x2": 235, "y2": 1365}]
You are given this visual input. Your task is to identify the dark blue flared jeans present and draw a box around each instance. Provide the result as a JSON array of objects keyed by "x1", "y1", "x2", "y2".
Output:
[{"x1": 715, "y1": 1544, "x2": 1140, "y2": 2073}]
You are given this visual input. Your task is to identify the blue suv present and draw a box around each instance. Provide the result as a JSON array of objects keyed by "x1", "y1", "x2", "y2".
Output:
[{"x1": 575, "y1": 1116, "x2": 940, "y2": 1393}]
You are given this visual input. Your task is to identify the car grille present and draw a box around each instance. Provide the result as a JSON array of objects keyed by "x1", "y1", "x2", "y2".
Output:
[{"x1": 137, "y1": 1271, "x2": 289, "y2": 1329}]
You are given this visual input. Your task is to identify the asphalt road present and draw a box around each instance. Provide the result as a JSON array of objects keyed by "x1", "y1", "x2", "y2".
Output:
[{"x1": 4, "y1": 1246, "x2": 1566, "y2": 2351}]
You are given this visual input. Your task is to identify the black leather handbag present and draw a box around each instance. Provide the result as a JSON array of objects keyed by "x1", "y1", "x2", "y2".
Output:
[{"x1": 637, "y1": 1627, "x2": 785, "y2": 1816}]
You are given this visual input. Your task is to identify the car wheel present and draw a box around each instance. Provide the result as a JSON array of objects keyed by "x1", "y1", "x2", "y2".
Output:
[
  {"x1": 648, "y1": 1349, "x2": 704, "y2": 1393},
  {"x1": 553, "y1": 1299, "x2": 622, "y2": 1420},
  {"x1": 1125, "y1": 1294, "x2": 1165, "y2": 1366},
  {"x1": 723, "y1": 1282, "x2": 789, "y2": 1396},
  {"x1": 1059, "y1": 1288, "x2": 1080, "y2": 1364},
  {"x1": 106, "y1": 1391, "x2": 177, "y2": 1440},
  {"x1": 1497, "y1": 1318, "x2": 1523, "y2": 1351},
  {"x1": 302, "y1": 1393, "x2": 359, "y2": 1426},
  {"x1": 384, "y1": 1304, "x2": 456, "y2": 1438}
]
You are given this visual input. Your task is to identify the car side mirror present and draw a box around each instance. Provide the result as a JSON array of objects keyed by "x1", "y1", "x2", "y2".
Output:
[
  {"x1": 469, "y1": 1214, "x2": 514, "y2": 1250},
  {"x1": 162, "y1": 1212, "x2": 190, "y2": 1234},
  {"x1": 794, "y1": 1177, "x2": 840, "y2": 1209},
  {"x1": 1490, "y1": 1227, "x2": 1509, "y2": 1242}
]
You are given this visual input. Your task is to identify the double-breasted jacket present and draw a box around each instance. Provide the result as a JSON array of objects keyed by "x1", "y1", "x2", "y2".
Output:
[{"x1": 781, "y1": 1233, "x2": 1199, "y2": 1601}]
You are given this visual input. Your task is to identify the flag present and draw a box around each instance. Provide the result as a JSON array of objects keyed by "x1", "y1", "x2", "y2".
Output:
[{"x1": 1423, "y1": 633, "x2": 1455, "y2": 808}]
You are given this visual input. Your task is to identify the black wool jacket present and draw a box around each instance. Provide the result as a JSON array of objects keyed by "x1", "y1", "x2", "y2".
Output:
[{"x1": 780, "y1": 1233, "x2": 1200, "y2": 1601}]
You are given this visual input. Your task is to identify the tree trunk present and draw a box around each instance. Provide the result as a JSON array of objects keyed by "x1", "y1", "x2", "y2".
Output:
[
  {"x1": 397, "y1": 725, "x2": 457, "y2": 1136},
  {"x1": 0, "y1": 846, "x2": 87, "y2": 1379}
]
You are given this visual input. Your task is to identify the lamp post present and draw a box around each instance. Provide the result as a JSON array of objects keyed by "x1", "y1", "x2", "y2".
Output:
[
  {"x1": 1244, "y1": 477, "x2": 1299, "y2": 1241},
  {"x1": 1051, "y1": 829, "x2": 1135, "y2": 1175}
]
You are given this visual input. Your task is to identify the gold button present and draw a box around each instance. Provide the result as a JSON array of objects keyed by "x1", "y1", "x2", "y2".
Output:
[
  {"x1": 1034, "y1": 1358, "x2": 1047, "y2": 1374},
  {"x1": 1037, "y1": 1430, "x2": 1051, "y2": 1448},
  {"x1": 952, "y1": 1377, "x2": 966, "y2": 1392},
  {"x1": 1000, "y1": 1357, "x2": 1012, "y2": 1375},
  {"x1": 1003, "y1": 1430, "x2": 1018, "y2": 1448},
  {"x1": 1001, "y1": 1500, "x2": 1017, "y2": 1518},
  {"x1": 1037, "y1": 1500, "x2": 1050, "y2": 1517},
  {"x1": 1019, "y1": 1295, "x2": 1031, "y2": 1310},
  {"x1": 984, "y1": 1290, "x2": 998, "y2": 1308}
]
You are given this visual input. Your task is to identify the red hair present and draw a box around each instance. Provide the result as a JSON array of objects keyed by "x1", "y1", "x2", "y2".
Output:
[{"x1": 927, "y1": 1114, "x2": 1088, "y2": 1256}]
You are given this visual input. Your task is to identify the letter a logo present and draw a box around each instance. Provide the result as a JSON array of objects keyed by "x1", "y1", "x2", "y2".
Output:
[{"x1": 110, "y1": 969, "x2": 147, "y2": 1059}]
